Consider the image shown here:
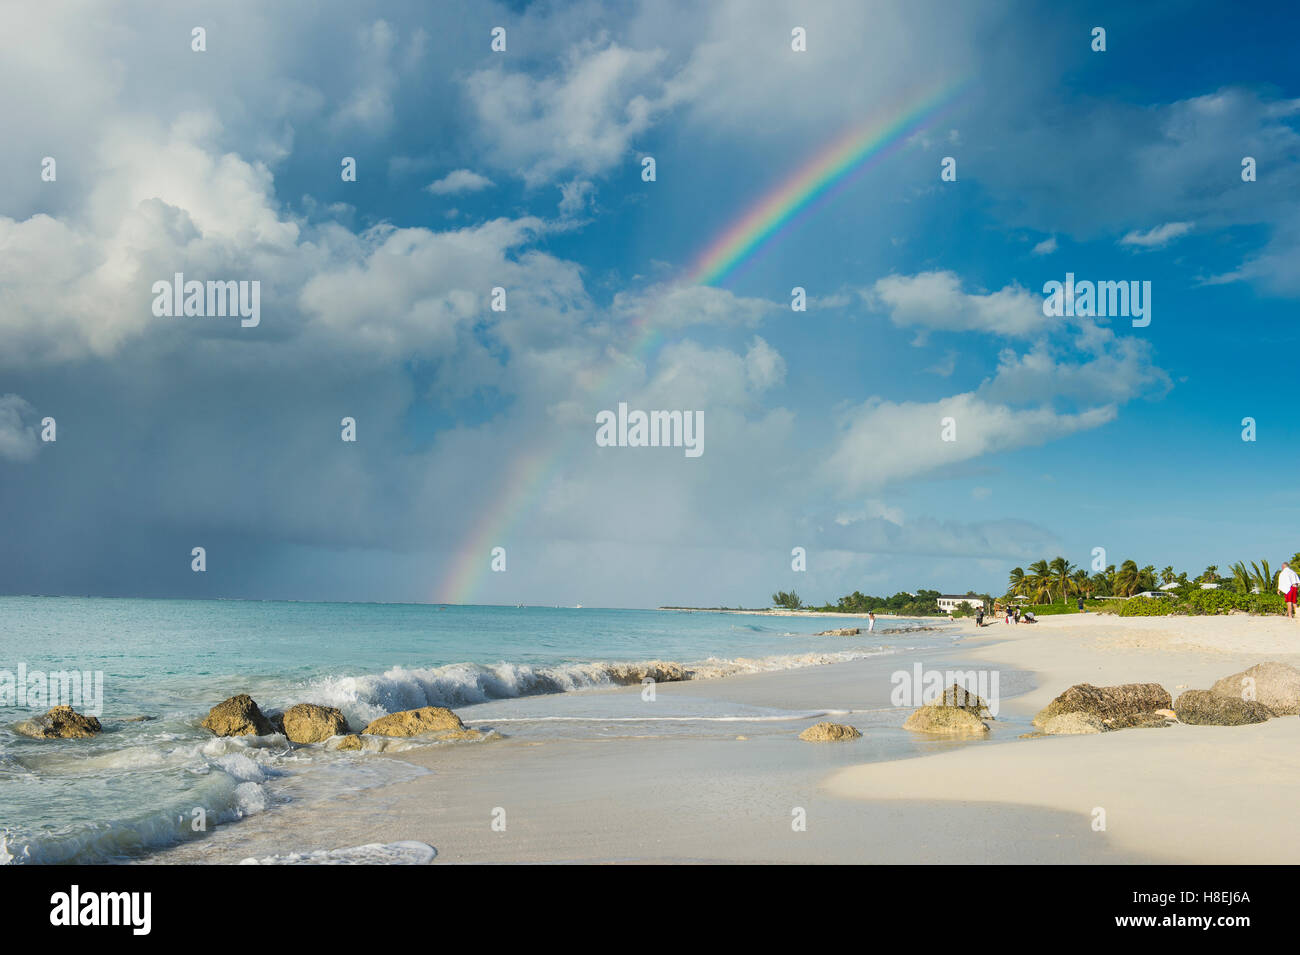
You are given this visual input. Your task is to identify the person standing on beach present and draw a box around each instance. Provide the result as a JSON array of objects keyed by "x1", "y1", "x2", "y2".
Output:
[
  {"x1": 867, "y1": 611, "x2": 875, "y2": 632},
  {"x1": 1278, "y1": 562, "x2": 1300, "y2": 619}
]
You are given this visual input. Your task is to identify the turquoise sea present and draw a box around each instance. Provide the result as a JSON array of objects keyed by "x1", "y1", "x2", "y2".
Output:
[{"x1": 0, "y1": 597, "x2": 949, "y2": 863}]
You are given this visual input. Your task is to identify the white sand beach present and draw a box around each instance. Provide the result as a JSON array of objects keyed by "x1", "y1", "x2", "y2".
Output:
[{"x1": 152, "y1": 613, "x2": 1300, "y2": 865}]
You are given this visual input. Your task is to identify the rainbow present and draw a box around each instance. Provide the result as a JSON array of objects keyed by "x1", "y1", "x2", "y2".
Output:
[
  {"x1": 434, "y1": 78, "x2": 968, "y2": 604},
  {"x1": 686, "y1": 80, "x2": 966, "y2": 288}
]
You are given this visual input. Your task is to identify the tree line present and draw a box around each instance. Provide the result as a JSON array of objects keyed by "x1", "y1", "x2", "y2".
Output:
[{"x1": 1006, "y1": 554, "x2": 1300, "y2": 601}]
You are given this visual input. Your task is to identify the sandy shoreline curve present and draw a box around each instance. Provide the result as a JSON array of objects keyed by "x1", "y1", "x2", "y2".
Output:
[
  {"x1": 825, "y1": 613, "x2": 1300, "y2": 864},
  {"x1": 148, "y1": 612, "x2": 1300, "y2": 864}
]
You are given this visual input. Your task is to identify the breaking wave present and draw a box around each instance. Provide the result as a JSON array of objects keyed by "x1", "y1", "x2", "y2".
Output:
[{"x1": 311, "y1": 645, "x2": 909, "y2": 727}]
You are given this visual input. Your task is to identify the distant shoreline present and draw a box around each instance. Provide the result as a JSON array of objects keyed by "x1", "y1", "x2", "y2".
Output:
[{"x1": 657, "y1": 607, "x2": 928, "y2": 619}]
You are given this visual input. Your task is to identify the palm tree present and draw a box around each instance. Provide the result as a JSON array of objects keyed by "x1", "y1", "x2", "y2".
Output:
[
  {"x1": 1026, "y1": 559, "x2": 1051, "y2": 602},
  {"x1": 1006, "y1": 567, "x2": 1026, "y2": 598},
  {"x1": 1071, "y1": 568, "x2": 1091, "y2": 599},
  {"x1": 1139, "y1": 565, "x2": 1157, "y2": 592},
  {"x1": 1160, "y1": 566, "x2": 1176, "y2": 585},
  {"x1": 1229, "y1": 561, "x2": 1252, "y2": 593},
  {"x1": 1048, "y1": 556, "x2": 1074, "y2": 604},
  {"x1": 1201, "y1": 565, "x2": 1219, "y2": 584},
  {"x1": 1115, "y1": 560, "x2": 1140, "y2": 597},
  {"x1": 1250, "y1": 559, "x2": 1273, "y2": 595},
  {"x1": 1090, "y1": 572, "x2": 1111, "y2": 597}
]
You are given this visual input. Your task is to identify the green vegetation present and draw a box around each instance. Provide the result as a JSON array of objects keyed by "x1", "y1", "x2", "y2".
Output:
[
  {"x1": 771, "y1": 590, "x2": 803, "y2": 610},
  {"x1": 1006, "y1": 552, "x2": 1297, "y2": 616},
  {"x1": 1014, "y1": 600, "x2": 1111, "y2": 616},
  {"x1": 812, "y1": 588, "x2": 950, "y2": 616},
  {"x1": 763, "y1": 550, "x2": 1296, "y2": 620},
  {"x1": 1117, "y1": 597, "x2": 1175, "y2": 616},
  {"x1": 770, "y1": 588, "x2": 995, "y2": 617}
]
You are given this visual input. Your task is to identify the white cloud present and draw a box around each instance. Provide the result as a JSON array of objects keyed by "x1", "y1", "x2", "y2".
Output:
[
  {"x1": 663, "y1": 0, "x2": 977, "y2": 140},
  {"x1": 869, "y1": 271, "x2": 1044, "y2": 338},
  {"x1": 426, "y1": 169, "x2": 495, "y2": 195},
  {"x1": 464, "y1": 38, "x2": 684, "y2": 185},
  {"x1": 925, "y1": 351, "x2": 957, "y2": 377},
  {"x1": 558, "y1": 179, "x2": 596, "y2": 216},
  {"x1": 330, "y1": 21, "x2": 426, "y2": 134},
  {"x1": 980, "y1": 337, "x2": 1170, "y2": 407},
  {"x1": 1031, "y1": 236, "x2": 1057, "y2": 255},
  {"x1": 824, "y1": 392, "x2": 1116, "y2": 493},
  {"x1": 637, "y1": 337, "x2": 785, "y2": 410},
  {"x1": 1119, "y1": 221, "x2": 1194, "y2": 249},
  {"x1": 611, "y1": 283, "x2": 779, "y2": 332}
]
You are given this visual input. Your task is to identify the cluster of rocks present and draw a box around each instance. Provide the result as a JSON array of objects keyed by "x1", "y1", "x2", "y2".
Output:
[
  {"x1": 1027, "y1": 661, "x2": 1300, "y2": 736},
  {"x1": 815, "y1": 628, "x2": 861, "y2": 637},
  {"x1": 12, "y1": 694, "x2": 483, "y2": 751},
  {"x1": 798, "y1": 684, "x2": 993, "y2": 741},
  {"x1": 197, "y1": 694, "x2": 482, "y2": 747}
]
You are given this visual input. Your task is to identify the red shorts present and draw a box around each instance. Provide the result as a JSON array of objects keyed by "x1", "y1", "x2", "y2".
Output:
[{"x1": 1287, "y1": 586, "x2": 1297, "y2": 604}]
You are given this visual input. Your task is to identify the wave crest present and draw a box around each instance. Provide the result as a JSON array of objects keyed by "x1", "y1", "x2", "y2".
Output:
[{"x1": 310, "y1": 647, "x2": 901, "y2": 726}]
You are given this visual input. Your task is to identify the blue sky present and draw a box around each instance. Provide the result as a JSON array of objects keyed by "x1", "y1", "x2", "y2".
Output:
[{"x1": 2, "y1": 0, "x2": 1299, "y2": 607}]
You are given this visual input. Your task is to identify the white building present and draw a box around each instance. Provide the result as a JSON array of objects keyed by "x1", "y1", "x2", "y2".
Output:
[{"x1": 937, "y1": 594, "x2": 985, "y2": 612}]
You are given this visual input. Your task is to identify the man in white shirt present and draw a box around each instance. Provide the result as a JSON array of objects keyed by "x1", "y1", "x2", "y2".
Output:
[{"x1": 1277, "y1": 562, "x2": 1300, "y2": 619}]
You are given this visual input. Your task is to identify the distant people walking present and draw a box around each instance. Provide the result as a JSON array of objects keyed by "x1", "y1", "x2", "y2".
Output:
[
  {"x1": 1077, "y1": 596, "x2": 1085, "y2": 612},
  {"x1": 975, "y1": 606, "x2": 984, "y2": 627},
  {"x1": 1013, "y1": 606, "x2": 1021, "y2": 625},
  {"x1": 1004, "y1": 605, "x2": 1010, "y2": 624},
  {"x1": 867, "y1": 612, "x2": 875, "y2": 632},
  {"x1": 1279, "y1": 562, "x2": 1300, "y2": 619}
]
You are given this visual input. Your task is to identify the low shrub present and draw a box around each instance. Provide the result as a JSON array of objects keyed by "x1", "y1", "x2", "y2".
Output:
[
  {"x1": 1118, "y1": 597, "x2": 1175, "y2": 616},
  {"x1": 1249, "y1": 592, "x2": 1286, "y2": 615},
  {"x1": 1007, "y1": 600, "x2": 1111, "y2": 616}
]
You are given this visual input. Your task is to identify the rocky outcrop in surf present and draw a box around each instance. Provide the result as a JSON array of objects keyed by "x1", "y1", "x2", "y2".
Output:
[
  {"x1": 815, "y1": 628, "x2": 861, "y2": 636},
  {"x1": 362, "y1": 706, "x2": 479, "y2": 739},
  {"x1": 606, "y1": 661, "x2": 689, "y2": 684},
  {"x1": 798, "y1": 721, "x2": 861, "y2": 741},
  {"x1": 930, "y1": 682, "x2": 993, "y2": 717},
  {"x1": 202, "y1": 694, "x2": 275, "y2": 737},
  {"x1": 903, "y1": 704, "x2": 990, "y2": 735},
  {"x1": 281, "y1": 703, "x2": 350, "y2": 743},
  {"x1": 15, "y1": 705, "x2": 102, "y2": 739}
]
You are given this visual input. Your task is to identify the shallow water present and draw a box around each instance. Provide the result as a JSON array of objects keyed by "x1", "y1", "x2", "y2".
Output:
[{"x1": 0, "y1": 597, "x2": 951, "y2": 863}]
